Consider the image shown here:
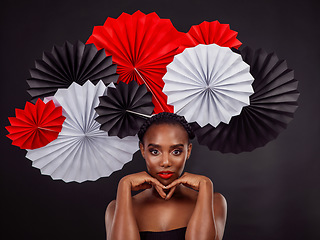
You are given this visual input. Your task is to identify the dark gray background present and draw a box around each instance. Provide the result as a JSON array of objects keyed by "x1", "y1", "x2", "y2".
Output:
[{"x1": 1, "y1": 0, "x2": 319, "y2": 239}]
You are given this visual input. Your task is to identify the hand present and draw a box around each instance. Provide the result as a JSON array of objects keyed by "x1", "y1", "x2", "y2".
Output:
[
  {"x1": 120, "y1": 171, "x2": 167, "y2": 199},
  {"x1": 164, "y1": 172, "x2": 213, "y2": 200}
]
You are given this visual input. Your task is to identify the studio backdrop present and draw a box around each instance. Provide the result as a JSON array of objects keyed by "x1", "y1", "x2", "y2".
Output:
[{"x1": 1, "y1": 0, "x2": 319, "y2": 239}]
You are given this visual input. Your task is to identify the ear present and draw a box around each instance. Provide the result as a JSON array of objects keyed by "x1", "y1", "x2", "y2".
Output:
[
  {"x1": 139, "y1": 142, "x2": 145, "y2": 159},
  {"x1": 187, "y1": 143, "x2": 192, "y2": 160}
]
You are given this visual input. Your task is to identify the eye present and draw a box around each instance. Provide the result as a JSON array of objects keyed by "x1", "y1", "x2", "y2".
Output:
[
  {"x1": 172, "y1": 149, "x2": 182, "y2": 156},
  {"x1": 149, "y1": 149, "x2": 159, "y2": 155}
]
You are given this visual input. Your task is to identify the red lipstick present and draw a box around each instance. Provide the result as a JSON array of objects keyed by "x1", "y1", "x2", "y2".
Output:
[{"x1": 158, "y1": 171, "x2": 174, "y2": 179}]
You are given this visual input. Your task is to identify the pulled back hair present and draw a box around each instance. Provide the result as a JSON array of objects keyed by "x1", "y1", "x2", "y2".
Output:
[{"x1": 138, "y1": 112, "x2": 195, "y2": 143}]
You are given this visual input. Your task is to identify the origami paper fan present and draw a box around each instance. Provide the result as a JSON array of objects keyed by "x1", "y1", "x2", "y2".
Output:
[
  {"x1": 163, "y1": 44, "x2": 254, "y2": 127},
  {"x1": 6, "y1": 99, "x2": 65, "y2": 150},
  {"x1": 192, "y1": 47, "x2": 300, "y2": 153},
  {"x1": 87, "y1": 10, "x2": 184, "y2": 114},
  {"x1": 27, "y1": 41, "x2": 118, "y2": 102},
  {"x1": 26, "y1": 81, "x2": 139, "y2": 183},
  {"x1": 177, "y1": 20, "x2": 242, "y2": 53},
  {"x1": 95, "y1": 81, "x2": 154, "y2": 138}
]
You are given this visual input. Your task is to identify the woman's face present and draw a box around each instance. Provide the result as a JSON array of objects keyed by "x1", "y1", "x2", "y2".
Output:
[{"x1": 139, "y1": 123, "x2": 192, "y2": 186}]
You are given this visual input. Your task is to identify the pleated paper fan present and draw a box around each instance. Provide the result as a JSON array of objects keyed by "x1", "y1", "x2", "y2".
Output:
[
  {"x1": 6, "y1": 99, "x2": 65, "y2": 150},
  {"x1": 192, "y1": 46, "x2": 300, "y2": 153},
  {"x1": 95, "y1": 81, "x2": 154, "y2": 138},
  {"x1": 87, "y1": 10, "x2": 185, "y2": 114},
  {"x1": 27, "y1": 41, "x2": 118, "y2": 102},
  {"x1": 26, "y1": 81, "x2": 139, "y2": 183},
  {"x1": 178, "y1": 20, "x2": 242, "y2": 53},
  {"x1": 163, "y1": 44, "x2": 254, "y2": 127}
]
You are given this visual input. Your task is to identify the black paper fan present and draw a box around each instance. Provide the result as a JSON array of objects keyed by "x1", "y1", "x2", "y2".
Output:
[
  {"x1": 27, "y1": 41, "x2": 118, "y2": 102},
  {"x1": 192, "y1": 46, "x2": 300, "y2": 153},
  {"x1": 95, "y1": 81, "x2": 154, "y2": 138}
]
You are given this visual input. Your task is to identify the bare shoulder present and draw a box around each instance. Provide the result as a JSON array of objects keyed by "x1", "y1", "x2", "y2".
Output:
[
  {"x1": 105, "y1": 200, "x2": 116, "y2": 238},
  {"x1": 213, "y1": 193, "x2": 227, "y2": 240},
  {"x1": 214, "y1": 192, "x2": 227, "y2": 207},
  {"x1": 213, "y1": 192, "x2": 227, "y2": 216},
  {"x1": 106, "y1": 200, "x2": 116, "y2": 216}
]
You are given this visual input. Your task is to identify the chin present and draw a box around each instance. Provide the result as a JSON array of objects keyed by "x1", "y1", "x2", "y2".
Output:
[{"x1": 157, "y1": 175, "x2": 178, "y2": 186}]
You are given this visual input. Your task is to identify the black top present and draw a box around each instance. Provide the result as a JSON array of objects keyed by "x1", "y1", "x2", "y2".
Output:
[{"x1": 140, "y1": 227, "x2": 187, "y2": 240}]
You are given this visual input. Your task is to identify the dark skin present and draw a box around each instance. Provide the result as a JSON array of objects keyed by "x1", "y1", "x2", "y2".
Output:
[{"x1": 105, "y1": 123, "x2": 227, "y2": 240}]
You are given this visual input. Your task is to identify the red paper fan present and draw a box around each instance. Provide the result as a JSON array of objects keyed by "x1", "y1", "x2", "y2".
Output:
[
  {"x1": 178, "y1": 21, "x2": 242, "y2": 53},
  {"x1": 6, "y1": 99, "x2": 66, "y2": 149},
  {"x1": 87, "y1": 10, "x2": 184, "y2": 113}
]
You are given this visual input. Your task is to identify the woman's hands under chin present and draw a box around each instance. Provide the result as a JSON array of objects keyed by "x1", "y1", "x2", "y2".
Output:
[
  {"x1": 119, "y1": 171, "x2": 212, "y2": 200},
  {"x1": 120, "y1": 171, "x2": 167, "y2": 199},
  {"x1": 164, "y1": 172, "x2": 213, "y2": 200}
]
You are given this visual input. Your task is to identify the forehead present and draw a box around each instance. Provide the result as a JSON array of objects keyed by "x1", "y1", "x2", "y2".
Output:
[{"x1": 143, "y1": 123, "x2": 189, "y2": 145}]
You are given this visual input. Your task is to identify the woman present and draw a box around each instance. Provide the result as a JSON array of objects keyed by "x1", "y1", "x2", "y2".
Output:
[{"x1": 105, "y1": 113, "x2": 227, "y2": 240}]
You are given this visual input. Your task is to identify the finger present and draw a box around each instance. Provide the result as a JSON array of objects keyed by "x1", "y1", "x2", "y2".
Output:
[
  {"x1": 131, "y1": 182, "x2": 152, "y2": 191},
  {"x1": 165, "y1": 179, "x2": 182, "y2": 189},
  {"x1": 144, "y1": 172, "x2": 166, "y2": 187},
  {"x1": 178, "y1": 177, "x2": 197, "y2": 190},
  {"x1": 165, "y1": 185, "x2": 176, "y2": 200},
  {"x1": 155, "y1": 184, "x2": 167, "y2": 199},
  {"x1": 147, "y1": 178, "x2": 166, "y2": 190}
]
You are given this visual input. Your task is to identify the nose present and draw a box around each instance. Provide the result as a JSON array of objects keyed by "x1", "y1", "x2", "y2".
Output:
[{"x1": 160, "y1": 152, "x2": 171, "y2": 167}]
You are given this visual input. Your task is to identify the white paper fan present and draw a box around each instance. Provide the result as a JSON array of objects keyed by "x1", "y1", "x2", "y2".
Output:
[
  {"x1": 163, "y1": 44, "x2": 254, "y2": 127},
  {"x1": 26, "y1": 81, "x2": 139, "y2": 183}
]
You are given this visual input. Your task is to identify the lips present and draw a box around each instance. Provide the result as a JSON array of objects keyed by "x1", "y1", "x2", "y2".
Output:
[{"x1": 158, "y1": 171, "x2": 174, "y2": 179}]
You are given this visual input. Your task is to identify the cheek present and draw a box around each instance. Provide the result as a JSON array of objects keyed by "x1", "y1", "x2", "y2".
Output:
[
  {"x1": 144, "y1": 157, "x2": 158, "y2": 172},
  {"x1": 173, "y1": 156, "x2": 187, "y2": 171},
  {"x1": 177, "y1": 160, "x2": 186, "y2": 172}
]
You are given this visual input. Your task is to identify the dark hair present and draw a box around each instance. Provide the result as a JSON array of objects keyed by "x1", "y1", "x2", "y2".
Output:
[{"x1": 138, "y1": 112, "x2": 195, "y2": 143}]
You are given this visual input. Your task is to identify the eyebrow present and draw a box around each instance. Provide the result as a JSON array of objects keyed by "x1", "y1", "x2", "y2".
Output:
[{"x1": 147, "y1": 143, "x2": 184, "y2": 148}]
